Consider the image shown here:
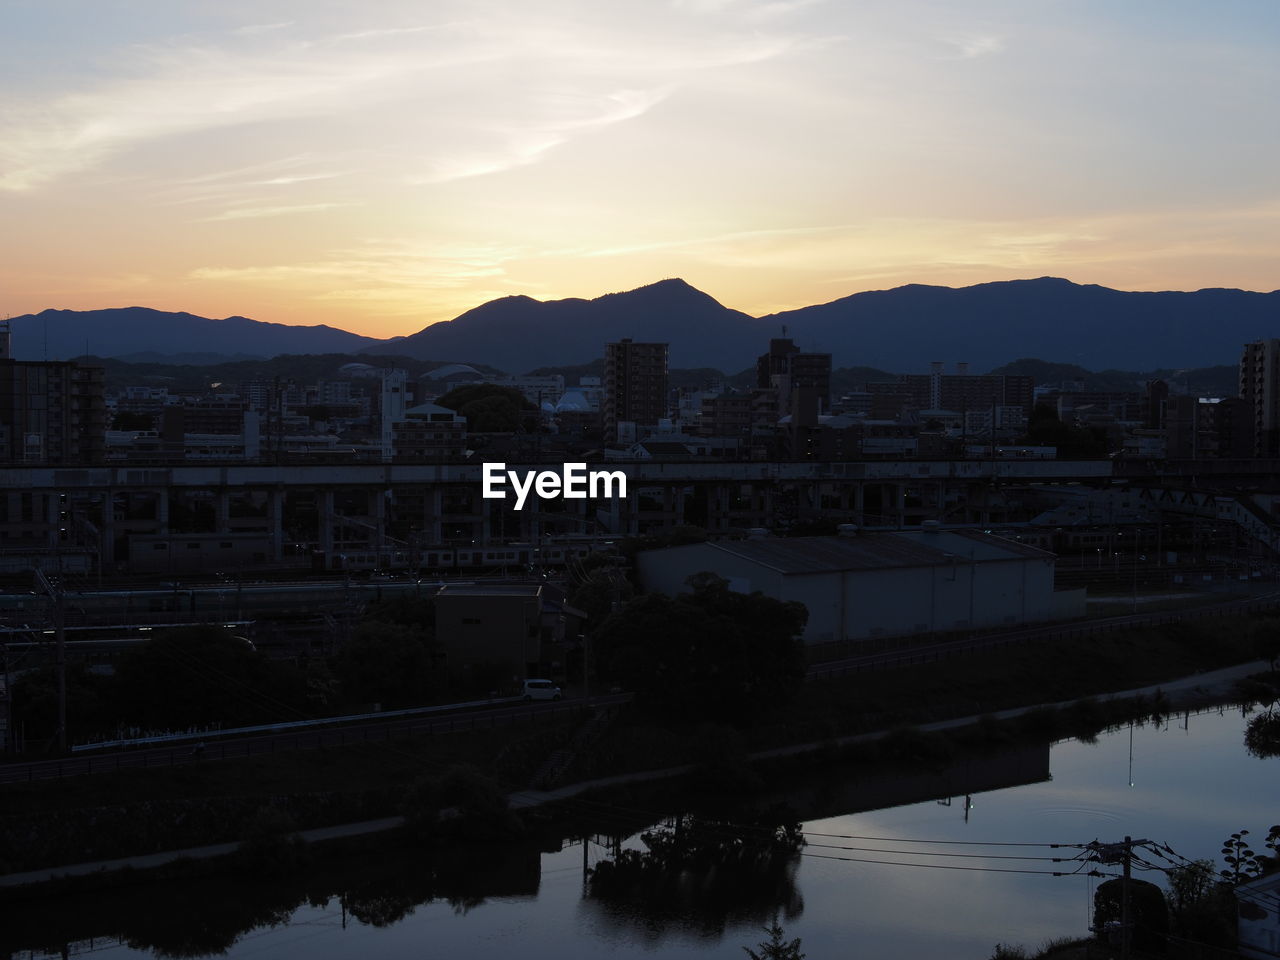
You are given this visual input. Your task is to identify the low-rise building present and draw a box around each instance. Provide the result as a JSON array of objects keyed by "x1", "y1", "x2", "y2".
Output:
[
  {"x1": 434, "y1": 583, "x2": 585, "y2": 689},
  {"x1": 636, "y1": 526, "x2": 1077, "y2": 645},
  {"x1": 392, "y1": 402, "x2": 467, "y2": 461},
  {"x1": 1237, "y1": 870, "x2": 1280, "y2": 959}
]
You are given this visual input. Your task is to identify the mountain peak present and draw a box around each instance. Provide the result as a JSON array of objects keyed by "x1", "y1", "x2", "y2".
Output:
[
  {"x1": 640, "y1": 277, "x2": 697, "y2": 292},
  {"x1": 595, "y1": 277, "x2": 725, "y2": 309}
]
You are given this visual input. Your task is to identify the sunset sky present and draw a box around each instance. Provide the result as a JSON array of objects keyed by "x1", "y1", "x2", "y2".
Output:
[{"x1": 3, "y1": 0, "x2": 1277, "y2": 339}]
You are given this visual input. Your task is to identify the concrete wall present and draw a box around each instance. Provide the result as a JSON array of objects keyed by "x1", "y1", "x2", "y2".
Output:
[
  {"x1": 634, "y1": 543, "x2": 785, "y2": 599},
  {"x1": 434, "y1": 593, "x2": 543, "y2": 687},
  {"x1": 1050, "y1": 588, "x2": 1087, "y2": 620},
  {"x1": 636, "y1": 544, "x2": 1060, "y2": 644},
  {"x1": 816, "y1": 559, "x2": 1055, "y2": 641}
]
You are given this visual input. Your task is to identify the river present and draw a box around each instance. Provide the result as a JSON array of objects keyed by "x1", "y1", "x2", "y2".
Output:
[{"x1": 4, "y1": 704, "x2": 1274, "y2": 960}]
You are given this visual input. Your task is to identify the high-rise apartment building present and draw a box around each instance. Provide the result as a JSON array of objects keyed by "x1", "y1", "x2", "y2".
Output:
[
  {"x1": 1165, "y1": 395, "x2": 1253, "y2": 459},
  {"x1": 0, "y1": 320, "x2": 105, "y2": 464},
  {"x1": 756, "y1": 338, "x2": 832, "y2": 411},
  {"x1": 0, "y1": 360, "x2": 106, "y2": 464},
  {"x1": 604, "y1": 339, "x2": 668, "y2": 443},
  {"x1": 867, "y1": 367, "x2": 1033, "y2": 421},
  {"x1": 1240, "y1": 339, "x2": 1280, "y2": 457}
]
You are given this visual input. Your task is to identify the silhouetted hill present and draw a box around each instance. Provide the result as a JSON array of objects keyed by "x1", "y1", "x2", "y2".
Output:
[
  {"x1": 525, "y1": 359, "x2": 607, "y2": 380},
  {"x1": 89, "y1": 354, "x2": 505, "y2": 395},
  {"x1": 7, "y1": 307, "x2": 381, "y2": 361},
  {"x1": 368, "y1": 277, "x2": 1277, "y2": 373},
  {"x1": 359, "y1": 278, "x2": 771, "y2": 371},
  {"x1": 115, "y1": 351, "x2": 266, "y2": 365},
  {"x1": 760, "y1": 278, "x2": 1279, "y2": 372},
  {"x1": 15, "y1": 278, "x2": 1277, "y2": 373},
  {"x1": 989, "y1": 358, "x2": 1239, "y2": 396},
  {"x1": 987, "y1": 358, "x2": 1098, "y2": 384}
]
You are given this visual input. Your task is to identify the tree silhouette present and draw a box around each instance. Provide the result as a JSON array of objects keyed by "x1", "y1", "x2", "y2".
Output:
[{"x1": 744, "y1": 921, "x2": 805, "y2": 960}]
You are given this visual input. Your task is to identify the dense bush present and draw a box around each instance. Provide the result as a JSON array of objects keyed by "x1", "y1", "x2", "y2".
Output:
[{"x1": 594, "y1": 574, "x2": 807, "y2": 725}]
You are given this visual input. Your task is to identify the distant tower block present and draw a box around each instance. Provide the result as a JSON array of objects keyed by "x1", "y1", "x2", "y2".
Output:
[
  {"x1": 0, "y1": 318, "x2": 10, "y2": 360},
  {"x1": 604, "y1": 339, "x2": 669, "y2": 444}
]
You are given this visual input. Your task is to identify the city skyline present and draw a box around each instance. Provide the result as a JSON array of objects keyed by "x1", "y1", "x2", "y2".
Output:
[{"x1": 3, "y1": 1, "x2": 1277, "y2": 338}]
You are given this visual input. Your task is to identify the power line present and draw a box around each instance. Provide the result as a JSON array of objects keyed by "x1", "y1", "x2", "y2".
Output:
[
  {"x1": 1151, "y1": 840, "x2": 1280, "y2": 913},
  {"x1": 804, "y1": 841, "x2": 1076, "y2": 862},
  {"x1": 801, "y1": 850, "x2": 1118, "y2": 877},
  {"x1": 801, "y1": 829, "x2": 1084, "y2": 848}
]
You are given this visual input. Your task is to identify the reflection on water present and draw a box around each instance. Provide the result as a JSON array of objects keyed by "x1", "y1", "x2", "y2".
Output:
[
  {"x1": 583, "y1": 809, "x2": 805, "y2": 940},
  {"x1": 3, "y1": 706, "x2": 1274, "y2": 960},
  {"x1": 1, "y1": 841, "x2": 544, "y2": 959},
  {"x1": 1244, "y1": 707, "x2": 1280, "y2": 757}
]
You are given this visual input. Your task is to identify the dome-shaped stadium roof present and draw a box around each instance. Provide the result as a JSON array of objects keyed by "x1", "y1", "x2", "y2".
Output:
[
  {"x1": 421, "y1": 363, "x2": 482, "y2": 381},
  {"x1": 555, "y1": 391, "x2": 590, "y2": 412},
  {"x1": 338, "y1": 362, "x2": 377, "y2": 376}
]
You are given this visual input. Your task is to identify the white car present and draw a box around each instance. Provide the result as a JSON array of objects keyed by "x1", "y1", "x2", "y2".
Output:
[{"x1": 522, "y1": 679, "x2": 563, "y2": 701}]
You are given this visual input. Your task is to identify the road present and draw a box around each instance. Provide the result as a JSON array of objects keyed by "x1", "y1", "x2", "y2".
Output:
[
  {"x1": 5, "y1": 589, "x2": 1273, "y2": 784},
  {"x1": 0, "y1": 694, "x2": 630, "y2": 785}
]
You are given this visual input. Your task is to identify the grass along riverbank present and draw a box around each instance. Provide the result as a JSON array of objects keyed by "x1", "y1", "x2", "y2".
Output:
[
  {"x1": 560, "y1": 612, "x2": 1278, "y2": 784},
  {"x1": 1, "y1": 611, "x2": 1276, "y2": 881}
]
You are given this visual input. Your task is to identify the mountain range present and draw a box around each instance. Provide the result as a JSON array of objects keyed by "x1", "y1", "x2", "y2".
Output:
[
  {"x1": 9, "y1": 278, "x2": 1278, "y2": 373},
  {"x1": 7, "y1": 308, "x2": 380, "y2": 364}
]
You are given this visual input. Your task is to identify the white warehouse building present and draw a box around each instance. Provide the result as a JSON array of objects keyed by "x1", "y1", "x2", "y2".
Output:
[{"x1": 635, "y1": 526, "x2": 1079, "y2": 645}]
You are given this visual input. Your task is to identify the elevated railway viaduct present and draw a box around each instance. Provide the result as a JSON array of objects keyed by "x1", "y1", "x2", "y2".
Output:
[{"x1": 0, "y1": 458, "x2": 1278, "y2": 576}]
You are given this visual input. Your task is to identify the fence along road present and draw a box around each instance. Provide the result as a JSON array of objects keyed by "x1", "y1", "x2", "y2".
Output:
[
  {"x1": 4, "y1": 591, "x2": 1274, "y2": 784},
  {"x1": 0, "y1": 695, "x2": 630, "y2": 785}
]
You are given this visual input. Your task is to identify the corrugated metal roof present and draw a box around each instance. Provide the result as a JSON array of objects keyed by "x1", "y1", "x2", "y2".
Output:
[
  {"x1": 947, "y1": 528, "x2": 1056, "y2": 560},
  {"x1": 706, "y1": 530, "x2": 1052, "y2": 575}
]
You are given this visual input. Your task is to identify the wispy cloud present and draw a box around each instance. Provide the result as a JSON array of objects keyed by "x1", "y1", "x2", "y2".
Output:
[
  {"x1": 200, "y1": 202, "x2": 352, "y2": 222},
  {"x1": 409, "y1": 86, "x2": 674, "y2": 184},
  {"x1": 188, "y1": 239, "x2": 525, "y2": 306},
  {"x1": 0, "y1": 4, "x2": 815, "y2": 193},
  {"x1": 943, "y1": 33, "x2": 1005, "y2": 59},
  {"x1": 551, "y1": 216, "x2": 1107, "y2": 277},
  {"x1": 744, "y1": 0, "x2": 827, "y2": 23},
  {"x1": 255, "y1": 172, "x2": 346, "y2": 186},
  {"x1": 0, "y1": 45, "x2": 412, "y2": 191},
  {"x1": 173, "y1": 155, "x2": 321, "y2": 186},
  {"x1": 234, "y1": 21, "x2": 295, "y2": 36},
  {"x1": 328, "y1": 25, "x2": 448, "y2": 44}
]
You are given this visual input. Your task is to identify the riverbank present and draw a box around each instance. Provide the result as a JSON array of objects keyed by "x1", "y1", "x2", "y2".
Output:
[{"x1": 2, "y1": 657, "x2": 1271, "y2": 892}]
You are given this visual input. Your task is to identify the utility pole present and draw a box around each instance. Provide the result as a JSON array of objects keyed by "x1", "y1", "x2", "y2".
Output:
[
  {"x1": 34, "y1": 568, "x2": 66, "y2": 752},
  {"x1": 1087, "y1": 836, "x2": 1149, "y2": 959},
  {"x1": 1, "y1": 642, "x2": 11, "y2": 754}
]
